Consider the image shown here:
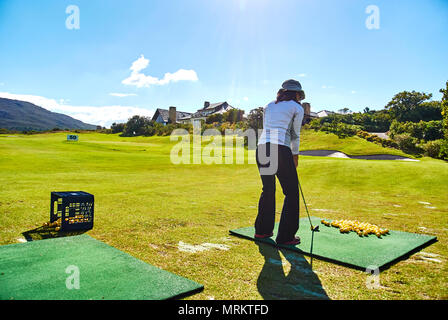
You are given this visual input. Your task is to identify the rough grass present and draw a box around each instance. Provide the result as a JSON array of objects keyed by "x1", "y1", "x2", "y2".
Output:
[
  {"x1": 300, "y1": 130, "x2": 410, "y2": 157},
  {"x1": 0, "y1": 130, "x2": 447, "y2": 300}
]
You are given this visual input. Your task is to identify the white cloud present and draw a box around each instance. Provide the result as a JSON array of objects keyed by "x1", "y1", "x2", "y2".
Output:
[
  {"x1": 0, "y1": 92, "x2": 153, "y2": 128},
  {"x1": 109, "y1": 93, "x2": 137, "y2": 97},
  {"x1": 351, "y1": 90, "x2": 357, "y2": 94},
  {"x1": 243, "y1": 97, "x2": 249, "y2": 101},
  {"x1": 130, "y1": 54, "x2": 150, "y2": 73},
  {"x1": 298, "y1": 73, "x2": 307, "y2": 77},
  {"x1": 158, "y1": 69, "x2": 199, "y2": 85},
  {"x1": 122, "y1": 54, "x2": 198, "y2": 88},
  {"x1": 322, "y1": 85, "x2": 334, "y2": 89}
]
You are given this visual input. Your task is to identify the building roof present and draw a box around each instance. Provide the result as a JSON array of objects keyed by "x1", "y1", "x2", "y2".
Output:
[
  {"x1": 318, "y1": 110, "x2": 336, "y2": 114},
  {"x1": 152, "y1": 102, "x2": 236, "y2": 122},
  {"x1": 317, "y1": 110, "x2": 336, "y2": 117},
  {"x1": 201, "y1": 102, "x2": 227, "y2": 111},
  {"x1": 152, "y1": 108, "x2": 192, "y2": 123},
  {"x1": 191, "y1": 101, "x2": 235, "y2": 119}
]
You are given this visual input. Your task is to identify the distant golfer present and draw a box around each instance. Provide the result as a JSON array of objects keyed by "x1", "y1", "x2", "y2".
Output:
[{"x1": 255, "y1": 79, "x2": 305, "y2": 245}]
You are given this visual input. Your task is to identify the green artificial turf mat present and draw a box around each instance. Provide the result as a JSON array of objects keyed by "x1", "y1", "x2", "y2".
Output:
[
  {"x1": 230, "y1": 217, "x2": 437, "y2": 270},
  {"x1": 0, "y1": 234, "x2": 203, "y2": 300}
]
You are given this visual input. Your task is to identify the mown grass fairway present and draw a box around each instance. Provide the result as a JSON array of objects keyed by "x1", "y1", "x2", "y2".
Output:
[{"x1": 0, "y1": 131, "x2": 447, "y2": 299}]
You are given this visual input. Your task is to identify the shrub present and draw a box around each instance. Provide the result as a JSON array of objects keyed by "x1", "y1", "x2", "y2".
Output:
[
  {"x1": 389, "y1": 120, "x2": 443, "y2": 141},
  {"x1": 0, "y1": 128, "x2": 11, "y2": 134},
  {"x1": 205, "y1": 113, "x2": 223, "y2": 124},
  {"x1": 422, "y1": 140, "x2": 443, "y2": 159},
  {"x1": 356, "y1": 130, "x2": 370, "y2": 139},
  {"x1": 319, "y1": 122, "x2": 360, "y2": 138},
  {"x1": 438, "y1": 139, "x2": 448, "y2": 160},
  {"x1": 23, "y1": 130, "x2": 40, "y2": 135},
  {"x1": 373, "y1": 136, "x2": 383, "y2": 144},
  {"x1": 143, "y1": 124, "x2": 156, "y2": 136},
  {"x1": 423, "y1": 121, "x2": 444, "y2": 141},
  {"x1": 111, "y1": 122, "x2": 125, "y2": 133},
  {"x1": 309, "y1": 110, "x2": 391, "y2": 132},
  {"x1": 381, "y1": 139, "x2": 398, "y2": 149},
  {"x1": 393, "y1": 134, "x2": 424, "y2": 155}
]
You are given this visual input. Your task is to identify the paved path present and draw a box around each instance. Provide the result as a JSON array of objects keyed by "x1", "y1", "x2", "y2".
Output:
[
  {"x1": 369, "y1": 132, "x2": 390, "y2": 139},
  {"x1": 299, "y1": 150, "x2": 419, "y2": 161}
]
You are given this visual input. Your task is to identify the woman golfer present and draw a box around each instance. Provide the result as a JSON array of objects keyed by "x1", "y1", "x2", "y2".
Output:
[{"x1": 255, "y1": 79, "x2": 305, "y2": 245}]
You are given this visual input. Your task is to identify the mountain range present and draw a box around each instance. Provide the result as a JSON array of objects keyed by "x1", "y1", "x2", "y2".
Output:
[{"x1": 0, "y1": 98, "x2": 97, "y2": 131}]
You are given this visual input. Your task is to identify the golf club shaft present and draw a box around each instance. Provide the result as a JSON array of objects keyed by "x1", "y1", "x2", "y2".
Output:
[{"x1": 298, "y1": 177, "x2": 314, "y2": 229}]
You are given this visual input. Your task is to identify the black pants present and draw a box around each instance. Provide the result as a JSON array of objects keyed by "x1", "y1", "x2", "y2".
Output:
[{"x1": 255, "y1": 143, "x2": 300, "y2": 243}]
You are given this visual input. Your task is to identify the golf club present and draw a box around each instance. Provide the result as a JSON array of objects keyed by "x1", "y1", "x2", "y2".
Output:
[
  {"x1": 298, "y1": 176, "x2": 319, "y2": 268},
  {"x1": 298, "y1": 176, "x2": 319, "y2": 232}
]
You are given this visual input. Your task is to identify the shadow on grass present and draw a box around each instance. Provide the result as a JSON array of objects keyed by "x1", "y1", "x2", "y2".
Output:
[
  {"x1": 256, "y1": 242, "x2": 330, "y2": 300},
  {"x1": 22, "y1": 226, "x2": 87, "y2": 242}
]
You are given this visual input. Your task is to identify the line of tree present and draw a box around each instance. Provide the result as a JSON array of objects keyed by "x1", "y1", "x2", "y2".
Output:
[
  {"x1": 111, "y1": 116, "x2": 192, "y2": 137},
  {"x1": 109, "y1": 108, "x2": 247, "y2": 137},
  {"x1": 308, "y1": 82, "x2": 448, "y2": 160},
  {"x1": 107, "y1": 82, "x2": 448, "y2": 160},
  {"x1": 440, "y1": 81, "x2": 448, "y2": 159},
  {"x1": 310, "y1": 91, "x2": 442, "y2": 134}
]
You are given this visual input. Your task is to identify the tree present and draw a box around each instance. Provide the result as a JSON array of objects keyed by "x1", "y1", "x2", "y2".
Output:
[
  {"x1": 385, "y1": 91, "x2": 434, "y2": 122},
  {"x1": 121, "y1": 115, "x2": 152, "y2": 137},
  {"x1": 338, "y1": 108, "x2": 352, "y2": 114},
  {"x1": 247, "y1": 107, "x2": 264, "y2": 131},
  {"x1": 205, "y1": 113, "x2": 223, "y2": 124},
  {"x1": 440, "y1": 81, "x2": 448, "y2": 136},
  {"x1": 223, "y1": 109, "x2": 244, "y2": 123},
  {"x1": 439, "y1": 81, "x2": 448, "y2": 160},
  {"x1": 111, "y1": 122, "x2": 125, "y2": 133},
  {"x1": 418, "y1": 100, "x2": 443, "y2": 121}
]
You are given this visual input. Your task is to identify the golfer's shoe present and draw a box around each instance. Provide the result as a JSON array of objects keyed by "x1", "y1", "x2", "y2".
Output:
[
  {"x1": 254, "y1": 233, "x2": 274, "y2": 239},
  {"x1": 277, "y1": 237, "x2": 301, "y2": 246}
]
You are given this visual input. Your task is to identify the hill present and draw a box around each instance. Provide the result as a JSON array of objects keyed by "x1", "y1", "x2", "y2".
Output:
[{"x1": 0, "y1": 98, "x2": 97, "y2": 131}]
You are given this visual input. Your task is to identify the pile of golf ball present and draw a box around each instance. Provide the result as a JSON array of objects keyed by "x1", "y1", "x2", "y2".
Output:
[
  {"x1": 43, "y1": 218, "x2": 61, "y2": 232},
  {"x1": 321, "y1": 219, "x2": 389, "y2": 238}
]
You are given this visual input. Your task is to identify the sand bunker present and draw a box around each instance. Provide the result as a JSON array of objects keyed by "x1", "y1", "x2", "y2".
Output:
[{"x1": 299, "y1": 150, "x2": 419, "y2": 161}]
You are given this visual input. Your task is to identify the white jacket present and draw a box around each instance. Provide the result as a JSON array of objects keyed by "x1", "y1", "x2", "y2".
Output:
[{"x1": 257, "y1": 100, "x2": 304, "y2": 155}]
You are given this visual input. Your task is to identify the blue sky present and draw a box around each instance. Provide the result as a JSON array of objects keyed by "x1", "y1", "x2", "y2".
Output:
[{"x1": 0, "y1": 0, "x2": 447, "y2": 126}]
